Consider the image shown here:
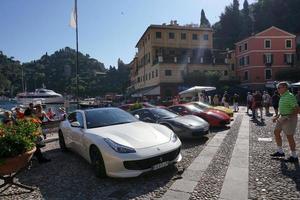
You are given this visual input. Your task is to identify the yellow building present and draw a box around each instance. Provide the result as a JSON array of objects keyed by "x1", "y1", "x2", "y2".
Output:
[{"x1": 130, "y1": 21, "x2": 231, "y2": 98}]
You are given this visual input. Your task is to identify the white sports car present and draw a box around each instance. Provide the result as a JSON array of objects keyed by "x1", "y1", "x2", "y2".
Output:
[{"x1": 58, "y1": 107, "x2": 182, "y2": 178}]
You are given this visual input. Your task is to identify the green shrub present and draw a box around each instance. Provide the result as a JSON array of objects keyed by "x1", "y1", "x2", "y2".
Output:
[{"x1": 0, "y1": 119, "x2": 41, "y2": 160}]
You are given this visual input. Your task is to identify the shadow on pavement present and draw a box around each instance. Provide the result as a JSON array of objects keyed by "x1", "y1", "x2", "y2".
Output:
[
  {"x1": 13, "y1": 148, "x2": 178, "y2": 199},
  {"x1": 280, "y1": 160, "x2": 300, "y2": 191}
]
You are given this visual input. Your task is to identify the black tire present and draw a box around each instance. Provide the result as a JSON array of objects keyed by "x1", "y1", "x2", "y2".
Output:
[
  {"x1": 90, "y1": 145, "x2": 107, "y2": 178},
  {"x1": 58, "y1": 130, "x2": 67, "y2": 151}
]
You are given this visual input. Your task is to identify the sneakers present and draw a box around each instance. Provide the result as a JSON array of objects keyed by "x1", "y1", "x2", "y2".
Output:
[
  {"x1": 284, "y1": 156, "x2": 299, "y2": 163},
  {"x1": 270, "y1": 152, "x2": 285, "y2": 157}
]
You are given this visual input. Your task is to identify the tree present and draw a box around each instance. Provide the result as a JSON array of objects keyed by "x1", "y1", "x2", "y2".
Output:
[
  {"x1": 213, "y1": 0, "x2": 241, "y2": 49},
  {"x1": 239, "y1": 0, "x2": 253, "y2": 39},
  {"x1": 200, "y1": 9, "x2": 211, "y2": 28}
]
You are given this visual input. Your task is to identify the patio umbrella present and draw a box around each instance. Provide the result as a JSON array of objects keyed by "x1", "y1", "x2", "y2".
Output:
[{"x1": 179, "y1": 86, "x2": 216, "y2": 98}]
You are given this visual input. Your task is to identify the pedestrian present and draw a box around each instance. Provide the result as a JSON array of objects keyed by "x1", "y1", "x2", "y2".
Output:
[
  {"x1": 271, "y1": 90, "x2": 280, "y2": 117},
  {"x1": 232, "y1": 93, "x2": 239, "y2": 112},
  {"x1": 213, "y1": 94, "x2": 219, "y2": 106},
  {"x1": 252, "y1": 91, "x2": 263, "y2": 120},
  {"x1": 271, "y1": 82, "x2": 300, "y2": 163},
  {"x1": 222, "y1": 91, "x2": 229, "y2": 108},
  {"x1": 246, "y1": 92, "x2": 253, "y2": 115},
  {"x1": 23, "y1": 109, "x2": 51, "y2": 164},
  {"x1": 46, "y1": 108, "x2": 56, "y2": 120},
  {"x1": 263, "y1": 91, "x2": 271, "y2": 116}
]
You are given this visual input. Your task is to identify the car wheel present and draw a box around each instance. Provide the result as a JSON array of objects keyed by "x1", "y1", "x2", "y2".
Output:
[
  {"x1": 58, "y1": 130, "x2": 67, "y2": 151},
  {"x1": 90, "y1": 145, "x2": 107, "y2": 178}
]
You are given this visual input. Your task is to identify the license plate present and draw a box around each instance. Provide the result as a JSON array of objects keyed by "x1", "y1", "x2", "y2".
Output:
[{"x1": 152, "y1": 161, "x2": 169, "y2": 170}]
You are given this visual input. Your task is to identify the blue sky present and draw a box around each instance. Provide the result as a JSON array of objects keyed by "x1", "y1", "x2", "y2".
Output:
[{"x1": 0, "y1": 0, "x2": 256, "y2": 68}]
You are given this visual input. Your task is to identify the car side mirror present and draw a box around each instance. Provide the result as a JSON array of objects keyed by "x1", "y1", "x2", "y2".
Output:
[
  {"x1": 71, "y1": 121, "x2": 81, "y2": 128},
  {"x1": 134, "y1": 114, "x2": 140, "y2": 119}
]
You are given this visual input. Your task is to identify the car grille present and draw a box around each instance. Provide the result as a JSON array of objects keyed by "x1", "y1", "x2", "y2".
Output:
[{"x1": 123, "y1": 147, "x2": 181, "y2": 170}]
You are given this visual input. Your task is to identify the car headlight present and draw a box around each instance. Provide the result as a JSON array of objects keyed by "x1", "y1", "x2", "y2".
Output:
[
  {"x1": 104, "y1": 138, "x2": 136, "y2": 153},
  {"x1": 170, "y1": 133, "x2": 178, "y2": 143}
]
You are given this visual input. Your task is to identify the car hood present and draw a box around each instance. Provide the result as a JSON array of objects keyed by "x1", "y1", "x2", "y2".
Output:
[
  {"x1": 164, "y1": 115, "x2": 208, "y2": 128},
  {"x1": 87, "y1": 121, "x2": 171, "y2": 149},
  {"x1": 206, "y1": 110, "x2": 230, "y2": 120},
  {"x1": 214, "y1": 106, "x2": 233, "y2": 114}
]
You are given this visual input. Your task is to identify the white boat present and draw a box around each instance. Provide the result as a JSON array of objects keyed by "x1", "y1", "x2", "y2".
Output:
[{"x1": 16, "y1": 88, "x2": 64, "y2": 104}]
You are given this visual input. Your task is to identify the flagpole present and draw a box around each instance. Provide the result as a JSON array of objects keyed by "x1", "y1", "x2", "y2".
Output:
[{"x1": 75, "y1": 0, "x2": 79, "y2": 108}]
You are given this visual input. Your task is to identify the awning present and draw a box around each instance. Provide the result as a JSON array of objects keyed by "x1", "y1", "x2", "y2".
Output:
[
  {"x1": 179, "y1": 86, "x2": 216, "y2": 97},
  {"x1": 131, "y1": 85, "x2": 160, "y2": 97}
]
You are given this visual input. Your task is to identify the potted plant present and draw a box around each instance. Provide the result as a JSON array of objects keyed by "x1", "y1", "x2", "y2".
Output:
[{"x1": 0, "y1": 119, "x2": 41, "y2": 175}]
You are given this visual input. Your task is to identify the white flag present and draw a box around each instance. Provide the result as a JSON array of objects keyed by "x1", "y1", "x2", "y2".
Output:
[{"x1": 70, "y1": 7, "x2": 77, "y2": 29}]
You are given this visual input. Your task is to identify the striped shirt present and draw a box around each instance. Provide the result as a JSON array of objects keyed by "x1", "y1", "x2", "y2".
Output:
[{"x1": 279, "y1": 91, "x2": 298, "y2": 115}]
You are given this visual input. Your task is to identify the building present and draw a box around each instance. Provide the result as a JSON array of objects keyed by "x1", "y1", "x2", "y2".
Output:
[
  {"x1": 235, "y1": 26, "x2": 296, "y2": 89},
  {"x1": 129, "y1": 21, "x2": 231, "y2": 99}
]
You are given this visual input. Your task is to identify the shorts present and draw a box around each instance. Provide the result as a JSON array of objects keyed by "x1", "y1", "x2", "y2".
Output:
[{"x1": 275, "y1": 115, "x2": 298, "y2": 135}]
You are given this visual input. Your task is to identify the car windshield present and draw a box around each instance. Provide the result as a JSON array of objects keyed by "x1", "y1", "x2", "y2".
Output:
[
  {"x1": 194, "y1": 101, "x2": 211, "y2": 109},
  {"x1": 85, "y1": 108, "x2": 138, "y2": 129},
  {"x1": 186, "y1": 104, "x2": 203, "y2": 112},
  {"x1": 152, "y1": 108, "x2": 178, "y2": 119}
]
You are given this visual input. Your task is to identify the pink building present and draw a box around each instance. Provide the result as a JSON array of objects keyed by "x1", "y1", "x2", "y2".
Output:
[{"x1": 235, "y1": 26, "x2": 296, "y2": 89}]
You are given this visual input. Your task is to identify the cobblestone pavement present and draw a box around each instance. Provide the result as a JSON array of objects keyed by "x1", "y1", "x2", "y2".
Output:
[
  {"x1": 2, "y1": 109, "x2": 300, "y2": 200},
  {"x1": 189, "y1": 115, "x2": 243, "y2": 200},
  {"x1": 249, "y1": 114, "x2": 300, "y2": 200},
  {"x1": 0, "y1": 128, "x2": 224, "y2": 200}
]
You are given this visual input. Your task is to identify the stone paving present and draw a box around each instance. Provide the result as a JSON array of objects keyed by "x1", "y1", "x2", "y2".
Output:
[{"x1": 1, "y1": 107, "x2": 300, "y2": 200}]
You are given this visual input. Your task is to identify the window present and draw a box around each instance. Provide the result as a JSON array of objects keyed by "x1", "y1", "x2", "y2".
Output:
[
  {"x1": 76, "y1": 112, "x2": 84, "y2": 127},
  {"x1": 137, "y1": 77, "x2": 140, "y2": 82},
  {"x1": 239, "y1": 46, "x2": 242, "y2": 52},
  {"x1": 245, "y1": 56, "x2": 249, "y2": 65},
  {"x1": 152, "y1": 71, "x2": 154, "y2": 78},
  {"x1": 231, "y1": 64, "x2": 235, "y2": 71},
  {"x1": 156, "y1": 69, "x2": 158, "y2": 77},
  {"x1": 224, "y1": 70, "x2": 228, "y2": 76},
  {"x1": 264, "y1": 40, "x2": 271, "y2": 48},
  {"x1": 192, "y1": 34, "x2": 198, "y2": 40},
  {"x1": 181, "y1": 33, "x2": 186, "y2": 40},
  {"x1": 156, "y1": 32, "x2": 162, "y2": 39},
  {"x1": 203, "y1": 34, "x2": 209, "y2": 40},
  {"x1": 165, "y1": 70, "x2": 172, "y2": 76},
  {"x1": 149, "y1": 73, "x2": 151, "y2": 79},
  {"x1": 286, "y1": 39, "x2": 292, "y2": 48},
  {"x1": 244, "y1": 71, "x2": 249, "y2": 81},
  {"x1": 284, "y1": 54, "x2": 293, "y2": 64},
  {"x1": 265, "y1": 69, "x2": 272, "y2": 80},
  {"x1": 264, "y1": 54, "x2": 273, "y2": 64},
  {"x1": 244, "y1": 43, "x2": 248, "y2": 51},
  {"x1": 239, "y1": 57, "x2": 244, "y2": 66},
  {"x1": 169, "y1": 32, "x2": 175, "y2": 39}
]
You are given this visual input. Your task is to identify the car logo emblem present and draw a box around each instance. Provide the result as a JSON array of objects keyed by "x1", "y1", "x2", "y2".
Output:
[{"x1": 159, "y1": 157, "x2": 163, "y2": 162}]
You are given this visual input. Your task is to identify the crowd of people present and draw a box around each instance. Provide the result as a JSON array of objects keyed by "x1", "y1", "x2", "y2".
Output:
[{"x1": 1, "y1": 103, "x2": 67, "y2": 164}]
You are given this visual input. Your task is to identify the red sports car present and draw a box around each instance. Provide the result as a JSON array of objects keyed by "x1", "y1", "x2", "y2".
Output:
[
  {"x1": 168, "y1": 104, "x2": 230, "y2": 127},
  {"x1": 119, "y1": 102, "x2": 164, "y2": 111}
]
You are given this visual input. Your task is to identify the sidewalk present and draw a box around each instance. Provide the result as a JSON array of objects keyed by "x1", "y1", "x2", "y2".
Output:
[{"x1": 161, "y1": 107, "x2": 300, "y2": 200}]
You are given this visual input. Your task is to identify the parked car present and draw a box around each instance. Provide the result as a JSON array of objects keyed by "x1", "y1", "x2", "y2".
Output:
[
  {"x1": 118, "y1": 102, "x2": 164, "y2": 111},
  {"x1": 191, "y1": 101, "x2": 234, "y2": 117},
  {"x1": 131, "y1": 108, "x2": 209, "y2": 138},
  {"x1": 58, "y1": 107, "x2": 181, "y2": 178},
  {"x1": 168, "y1": 104, "x2": 230, "y2": 127}
]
